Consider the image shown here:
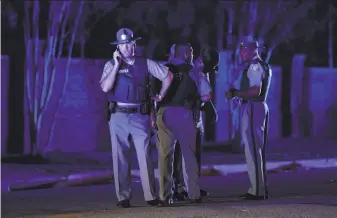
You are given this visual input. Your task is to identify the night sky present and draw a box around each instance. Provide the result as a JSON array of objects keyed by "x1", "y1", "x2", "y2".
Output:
[{"x1": 1, "y1": 0, "x2": 336, "y2": 153}]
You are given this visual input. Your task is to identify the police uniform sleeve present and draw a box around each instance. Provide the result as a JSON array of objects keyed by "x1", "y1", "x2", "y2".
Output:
[
  {"x1": 198, "y1": 72, "x2": 212, "y2": 96},
  {"x1": 247, "y1": 62, "x2": 264, "y2": 87},
  {"x1": 146, "y1": 59, "x2": 169, "y2": 81},
  {"x1": 100, "y1": 61, "x2": 114, "y2": 83}
]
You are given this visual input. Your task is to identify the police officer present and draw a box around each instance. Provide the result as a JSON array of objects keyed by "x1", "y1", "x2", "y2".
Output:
[
  {"x1": 155, "y1": 42, "x2": 205, "y2": 205},
  {"x1": 100, "y1": 28, "x2": 173, "y2": 208},
  {"x1": 172, "y1": 48, "x2": 219, "y2": 200},
  {"x1": 225, "y1": 36, "x2": 271, "y2": 200}
]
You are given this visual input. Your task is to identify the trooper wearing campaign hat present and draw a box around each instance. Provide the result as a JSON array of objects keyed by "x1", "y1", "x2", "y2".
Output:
[
  {"x1": 110, "y1": 28, "x2": 142, "y2": 45},
  {"x1": 225, "y1": 36, "x2": 271, "y2": 200},
  {"x1": 100, "y1": 28, "x2": 173, "y2": 208}
]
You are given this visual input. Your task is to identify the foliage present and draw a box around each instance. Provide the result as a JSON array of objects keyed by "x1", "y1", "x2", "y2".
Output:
[
  {"x1": 3, "y1": 0, "x2": 335, "y2": 153},
  {"x1": 222, "y1": 0, "x2": 317, "y2": 64},
  {"x1": 4, "y1": 0, "x2": 117, "y2": 155},
  {"x1": 23, "y1": 0, "x2": 85, "y2": 155}
]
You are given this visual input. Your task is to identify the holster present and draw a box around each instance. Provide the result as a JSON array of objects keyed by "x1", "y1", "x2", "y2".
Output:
[
  {"x1": 107, "y1": 101, "x2": 117, "y2": 121},
  {"x1": 140, "y1": 101, "x2": 151, "y2": 115},
  {"x1": 191, "y1": 99, "x2": 201, "y2": 122},
  {"x1": 183, "y1": 99, "x2": 197, "y2": 110}
]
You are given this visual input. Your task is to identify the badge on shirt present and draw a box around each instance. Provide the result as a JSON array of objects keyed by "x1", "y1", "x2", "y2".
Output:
[{"x1": 119, "y1": 68, "x2": 130, "y2": 74}]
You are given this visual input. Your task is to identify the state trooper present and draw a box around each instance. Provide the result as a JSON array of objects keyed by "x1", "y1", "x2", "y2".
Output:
[
  {"x1": 155, "y1": 42, "x2": 207, "y2": 205},
  {"x1": 225, "y1": 36, "x2": 271, "y2": 200},
  {"x1": 171, "y1": 48, "x2": 219, "y2": 201},
  {"x1": 100, "y1": 28, "x2": 173, "y2": 208}
]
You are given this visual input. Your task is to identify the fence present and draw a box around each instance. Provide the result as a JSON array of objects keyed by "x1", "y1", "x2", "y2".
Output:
[{"x1": 1, "y1": 54, "x2": 336, "y2": 155}]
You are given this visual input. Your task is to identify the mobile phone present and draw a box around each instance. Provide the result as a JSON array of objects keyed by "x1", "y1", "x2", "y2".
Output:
[{"x1": 116, "y1": 46, "x2": 121, "y2": 61}]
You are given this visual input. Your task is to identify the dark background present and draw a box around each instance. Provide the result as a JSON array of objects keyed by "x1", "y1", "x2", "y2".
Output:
[{"x1": 1, "y1": 0, "x2": 336, "y2": 154}]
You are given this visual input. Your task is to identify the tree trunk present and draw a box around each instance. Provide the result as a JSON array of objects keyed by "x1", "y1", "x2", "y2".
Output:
[
  {"x1": 328, "y1": 20, "x2": 333, "y2": 68},
  {"x1": 23, "y1": 0, "x2": 40, "y2": 155},
  {"x1": 216, "y1": 2, "x2": 224, "y2": 51},
  {"x1": 45, "y1": 1, "x2": 84, "y2": 155},
  {"x1": 80, "y1": 36, "x2": 85, "y2": 58},
  {"x1": 23, "y1": 1, "x2": 76, "y2": 156},
  {"x1": 265, "y1": 45, "x2": 275, "y2": 63}
]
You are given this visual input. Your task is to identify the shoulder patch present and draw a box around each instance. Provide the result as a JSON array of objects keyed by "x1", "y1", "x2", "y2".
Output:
[{"x1": 251, "y1": 63, "x2": 260, "y2": 71}]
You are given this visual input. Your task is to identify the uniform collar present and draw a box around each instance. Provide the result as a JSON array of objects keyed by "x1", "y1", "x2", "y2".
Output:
[{"x1": 169, "y1": 58, "x2": 194, "y2": 67}]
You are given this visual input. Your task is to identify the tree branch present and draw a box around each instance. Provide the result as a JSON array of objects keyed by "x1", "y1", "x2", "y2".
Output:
[
  {"x1": 57, "y1": 5, "x2": 71, "y2": 59},
  {"x1": 45, "y1": 0, "x2": 85, "y2": 151},
  {"x1": 62, "y1": 2, "x2": 119, "y2": 40},
  {"x1": 40, "y1": 2, "x2": 68, "y2": 111},
  {"x1": 264, "y1": 1, "x2": 315, "y2": 63},
  {"x1": 32, "y1": 0, "x2": 40, "y2": 125},
  {"x1": 24, "y1": 1, "x2": 33, "y2": 113}
]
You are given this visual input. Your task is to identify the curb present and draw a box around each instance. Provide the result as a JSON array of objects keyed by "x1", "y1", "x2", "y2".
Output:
[
  {"x1": 131, "y1": 158, "x2": 337, "y2": 178},
  {"x1": 5, "y1": 158, "x2": 336, "y2": 192}
]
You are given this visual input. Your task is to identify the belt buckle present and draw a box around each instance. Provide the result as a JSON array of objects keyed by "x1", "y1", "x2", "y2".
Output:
[
  {"x1": 125, "y1": 106, "x2": 137, "y2": 114},
  {"x1": 129, "y1": 107, "x2": 137, "y2": 113},
  {"x1": 117, "y1": 106, "x2": 126, "y2": 113}
]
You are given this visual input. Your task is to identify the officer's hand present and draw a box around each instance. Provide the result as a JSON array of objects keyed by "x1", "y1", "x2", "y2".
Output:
[
  {"x1": 225, "y1": 88, "x2": 238, "y2": 99},
  {"x1": 225, "y1": 91, "x2": 233, "y2": 99},
  {"x1": 113, "y1": 49, "x2": 122, "y2": 66},
  {"x1": 151, "y1": 96, "x2": 161, "y2": 102},
  {"x1": 151, "y1": 94, "x2": 163, "y2": 102}
]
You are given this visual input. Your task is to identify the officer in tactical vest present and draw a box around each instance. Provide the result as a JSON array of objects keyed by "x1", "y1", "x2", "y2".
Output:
[
  {"x1": 155, "y1": 42, "x2": 204, "y2": 205},
  {"x1": 100, "y1": 28, "x2": 173, "y2": 208},
  {"x1": 225, "y1": 36, "x2": 271, "y2": 200},
  {"x1": 171, "y1": 48, "x2": 218, "y2": 201}
]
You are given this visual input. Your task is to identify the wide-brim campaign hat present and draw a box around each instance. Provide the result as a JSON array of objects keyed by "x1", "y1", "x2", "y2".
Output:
[
  {"x1": 110, "y1": 28, "x2": 141, "y2": 45},
  {"x1": 240, "y1": 36, "x2": 265, "y2": 49}
]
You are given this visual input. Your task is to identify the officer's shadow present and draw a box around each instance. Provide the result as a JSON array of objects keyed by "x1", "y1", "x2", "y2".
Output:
[{"x1": 169, "y1": 197, "x2": 246, "y2": 207}]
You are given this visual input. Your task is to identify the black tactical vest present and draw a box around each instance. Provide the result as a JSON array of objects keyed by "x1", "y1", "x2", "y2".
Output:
[
  {"x1": 106, "y1": 57, "x2": 148, "y2": 103},
  {"x1": 159, "y1": 63, "x2": 199, "y2": 109},
  {"x1": 240, "y1": 58, "x2": 272, "y2": 102}
]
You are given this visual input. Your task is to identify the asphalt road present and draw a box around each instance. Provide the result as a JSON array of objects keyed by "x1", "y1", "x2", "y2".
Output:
[{"x1": 2, "y1": 168, "x2": 337, "y2": 218}]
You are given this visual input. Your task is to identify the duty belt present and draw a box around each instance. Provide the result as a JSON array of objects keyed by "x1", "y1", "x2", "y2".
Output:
[
  {"x1": 116, "y1": 106, "x2": 138, "y2": 114},
  {"x1": 241, "y1": 99, "x2": 265, "y2": 104}
]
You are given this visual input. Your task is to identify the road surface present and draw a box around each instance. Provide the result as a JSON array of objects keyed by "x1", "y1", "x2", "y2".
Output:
[{"x1": 2, "y1": 168, "x2": 337, "y2": 218}]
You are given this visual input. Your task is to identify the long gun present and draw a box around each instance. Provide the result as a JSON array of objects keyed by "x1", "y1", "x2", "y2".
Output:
[{"x1": 148, "y1": 76, "x2": 159, "y2": 134}]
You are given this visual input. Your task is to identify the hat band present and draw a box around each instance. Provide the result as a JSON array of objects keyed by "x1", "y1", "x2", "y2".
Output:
[{"x1": 118, "y1": 39, "x2": 134, "y2": 43}]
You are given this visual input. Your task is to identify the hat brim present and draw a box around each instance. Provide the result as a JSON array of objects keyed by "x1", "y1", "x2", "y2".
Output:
[{"x1": 110, "y1": 37, "x2": 141, "y2": 45}]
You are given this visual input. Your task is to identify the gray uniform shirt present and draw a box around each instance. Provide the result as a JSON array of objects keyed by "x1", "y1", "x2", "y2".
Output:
[{"x1": 233, "y1": 61, "x2": 266, "y2": 91}]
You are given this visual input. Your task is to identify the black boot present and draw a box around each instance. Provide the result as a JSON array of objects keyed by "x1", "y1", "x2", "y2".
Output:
[{"x1": 116, "y1": 199, "x2": 130, "y2": 208}]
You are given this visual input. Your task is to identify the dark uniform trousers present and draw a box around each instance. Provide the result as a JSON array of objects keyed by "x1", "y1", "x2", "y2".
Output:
[
  {"x1": 172, "y1": 127, "x2": 202, "y2": 193},
  {"x1": 156, "y1": 106, "x2": 200, "y2": 201}
]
